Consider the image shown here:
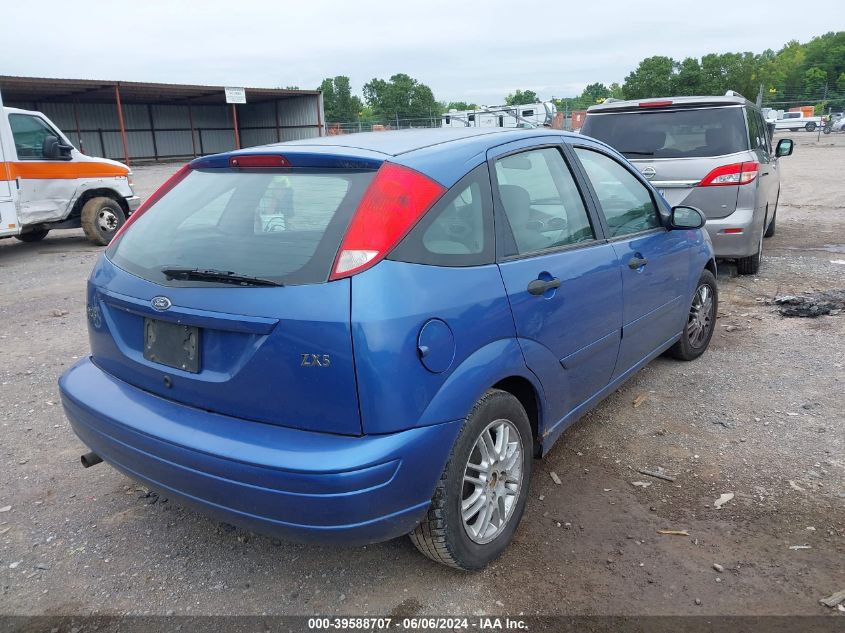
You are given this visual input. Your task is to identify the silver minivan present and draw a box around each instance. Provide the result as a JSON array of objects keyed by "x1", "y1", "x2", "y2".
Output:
[{"x1": 581, "y1": 94, "x2": 794, "y2": 274}]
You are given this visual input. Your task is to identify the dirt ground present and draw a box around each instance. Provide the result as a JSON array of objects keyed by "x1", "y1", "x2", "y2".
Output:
[{"x1": 0, "y1": 132, "x2": 843, "y2": 618}]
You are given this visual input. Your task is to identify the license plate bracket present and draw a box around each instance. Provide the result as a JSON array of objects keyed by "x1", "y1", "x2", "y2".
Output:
[{"x1": 143, "y1": 318, "x2": 201, "y2": 373}]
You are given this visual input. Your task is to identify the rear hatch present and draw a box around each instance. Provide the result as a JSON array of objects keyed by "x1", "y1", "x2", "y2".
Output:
[
  {"x1": 92, "y1": 152, "x2": 381, "y2": 436},
  {"x1": 581, "y1": 105, "x2": 750, "y2": 219}
]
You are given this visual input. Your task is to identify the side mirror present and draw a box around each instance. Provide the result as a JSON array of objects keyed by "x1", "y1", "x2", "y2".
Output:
[
  {"x1": 776, "y1": 138, "x2": 794, "y2": 157},
  {"x1": 669, "y1": 205, "x2": 705, "y2": 230},
  {"x1": 42, "y1": 135, "x2": 73, "y2": 160}
]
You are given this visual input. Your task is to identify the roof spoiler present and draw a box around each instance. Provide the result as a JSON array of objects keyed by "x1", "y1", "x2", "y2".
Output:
[{"x1": 724, "y1": 90, "x2": 745, "y2": 99}]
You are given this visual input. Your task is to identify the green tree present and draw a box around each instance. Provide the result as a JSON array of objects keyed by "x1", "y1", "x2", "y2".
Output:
[
  {"x1": 581, "y1": 83, "x2": 610, "y2": 105},
  {"x1": 363, "y1": 73, "x2": 440, "y2": 122},
  {"x1": 445, "y1": 101, "x2": 478, "y2": 111},
  {"x1": 505, "y1": 89, "x2": 539, "y2": 105},
  {"x1": 672, "y1": 57, "x2": 703, "y2": 95},
  {"x1": 803, "y1": 67, "x2": 827, "y2": 98},
  {"x1": 319, "y1": 76, "x2": 363, "y2": 122},
  {"x1": 623, "y1": 56, "x2": 676, "y2": 99}
]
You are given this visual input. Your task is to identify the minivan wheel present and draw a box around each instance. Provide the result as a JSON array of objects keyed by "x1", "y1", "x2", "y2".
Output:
[
  {"x1": 409, "y1": 389, "x2": 532, "y2": 570},
  {"x1": 669, "y1": 269, "x2": 718, "y2": 361},
  {"x1": 764, "y1": 210, "x2": 777, "y2": 238},
  {"x1": 81, "y1": 197, "x2": 126, "y2": 246},
  {"x1": 736, "y1": 218, "x2": 764, "y2": 275}
]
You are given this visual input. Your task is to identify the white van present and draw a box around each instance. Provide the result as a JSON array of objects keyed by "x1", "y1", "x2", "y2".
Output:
[{"x1": 0, "y1": 90, "x2": 139, "y2": 245}]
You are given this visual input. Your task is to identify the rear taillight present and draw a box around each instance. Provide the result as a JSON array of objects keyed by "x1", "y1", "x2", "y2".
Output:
[
  {"x1": 330, "y1": 162, "x2": 446, "y2": 280},
  {"x1": 112, "y1": 164, "x2": 191, "y2": 241},
  {"x1": 639, "y1": 100, "x2": 673, "y2": 108},
  {"x1": 698, "y1": 162, "x2": 759, "y2": 187}
]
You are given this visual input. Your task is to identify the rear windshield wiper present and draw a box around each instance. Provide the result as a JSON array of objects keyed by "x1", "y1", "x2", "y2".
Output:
[
  {"x1": 161, "y1": 267, "x2": 282, "y2": 287},
  {"x1": 619, "y1": 150, "x2": 655, "y2": 156}
]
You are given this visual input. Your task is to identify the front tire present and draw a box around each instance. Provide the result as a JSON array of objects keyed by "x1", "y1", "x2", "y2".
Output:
[
  {"x1": 409, "y1": 389, "x2": 532, "y2": 570},
  {"x1": 81, "y1": 197, "x2": 126, "y2": 246},
  {"x1": 669, "y1": 269, "x2": 718, "y2": 361}
]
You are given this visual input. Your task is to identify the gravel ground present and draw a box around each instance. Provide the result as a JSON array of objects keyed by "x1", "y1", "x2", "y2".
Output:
[{"x1": 0, "y1": 132, "x2": 843, "y2": 618}]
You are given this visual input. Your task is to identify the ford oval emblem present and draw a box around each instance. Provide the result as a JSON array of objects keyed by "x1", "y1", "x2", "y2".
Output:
[
  {"x1": 151, "y1": 296, "x2": 172, "y2": 311},
  {"x1": 641, "y1": 166, "x2": 657, "y2": 180}
]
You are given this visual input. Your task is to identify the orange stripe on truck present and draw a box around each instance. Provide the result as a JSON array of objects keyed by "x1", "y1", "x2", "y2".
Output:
[{"x1": 0, "y1": 161, "x2": 129, "y2": 181}]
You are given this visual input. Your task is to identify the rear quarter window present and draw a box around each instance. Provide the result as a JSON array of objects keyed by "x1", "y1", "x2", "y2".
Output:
[
  {"x1": 107, "y1": 168, "x2": 375, "y2": 286},
  {"x1": 389, "y1": 164, "x2": 494, "y2": 267}
]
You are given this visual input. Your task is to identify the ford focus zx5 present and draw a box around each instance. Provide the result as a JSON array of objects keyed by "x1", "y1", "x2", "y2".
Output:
[{"x1": 59, "y1": 128, "x2": 717, "y2": 570}]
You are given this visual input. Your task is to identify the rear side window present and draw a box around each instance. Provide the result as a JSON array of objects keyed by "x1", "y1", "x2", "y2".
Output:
[
  {"x1": 494, "y1": 147, "x2": 595, "y2": 257},
  {"x1": 390, "y1": 163, "x2": 494, "y2": 267},
  {"x1": 582, "y1": 107, "x2": 749, "y2": 158},
  {"x1": 574, "y1": 148, "x2": 661, "y2": 238},
  {"x1": 107, "y1": 169, "x2": 375, "y2": 286}
]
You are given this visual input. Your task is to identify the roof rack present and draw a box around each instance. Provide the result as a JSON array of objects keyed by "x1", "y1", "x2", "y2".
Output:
[{"x1": 724, "y1": 90, "x2": 745, "y2": 98}]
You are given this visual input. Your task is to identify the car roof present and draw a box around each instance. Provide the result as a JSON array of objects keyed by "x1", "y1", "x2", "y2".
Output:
[
  {"x1": 256, "y1": 127, "x2": 568, "y2": 157},
  {"x1": 588, "y1": 94, "x2": 755, "y2": 113},
  {"x1": 220, "y1": 128, "x2": 581, "y2": 187}
]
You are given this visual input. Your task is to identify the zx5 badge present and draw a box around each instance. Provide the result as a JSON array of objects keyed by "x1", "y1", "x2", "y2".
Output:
[{"x1": 301, "y1": 354, "x2": 331, "y2": 367}]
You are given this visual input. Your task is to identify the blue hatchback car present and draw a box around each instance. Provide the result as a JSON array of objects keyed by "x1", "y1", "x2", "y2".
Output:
[{"x1": 59, "y1": 128, "x2": 717, "y2": 569}]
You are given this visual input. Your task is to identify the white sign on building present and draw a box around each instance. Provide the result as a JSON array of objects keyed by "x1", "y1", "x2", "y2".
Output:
[{"x1": 224, "y1": 87, "x2": 247, "y2": 104}]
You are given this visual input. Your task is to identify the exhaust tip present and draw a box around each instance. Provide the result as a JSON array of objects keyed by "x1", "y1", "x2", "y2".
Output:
[{"x1": 80, "y1": 452, "x2": 103, "y2": 468}]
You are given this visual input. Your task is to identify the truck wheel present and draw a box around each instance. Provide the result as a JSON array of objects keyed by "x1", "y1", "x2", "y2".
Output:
[
  {"x1": 669, "y1": 269, "x2": 718, "y2": 361},
  {"x1": 15, "y1": 229, "x2": 50, "y2": 243},
  {"x1": 805, "y1": 122, "x2": 816, "y2": 132},
  {"x1": 409, "y1": 389, "x2": 532, "y2": 570},
  {"x1": 81, "y1": 197, "x2": 125, "y2": 246}
]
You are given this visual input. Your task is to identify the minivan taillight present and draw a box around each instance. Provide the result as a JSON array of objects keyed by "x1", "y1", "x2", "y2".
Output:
[
  {"x1": 112, "y1": 164, "x2": 192, "y2": 241},
  {"x1": 330, "y1": 162, "x2": 445, "y2": 280},
  {"x1": 698, "y1": 161, "x2": 759, "y2": 187}
]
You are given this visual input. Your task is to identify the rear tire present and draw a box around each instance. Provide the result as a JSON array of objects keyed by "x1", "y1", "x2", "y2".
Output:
[
  {"x1": 15, "y1": 229, "x2": 49, "y2": 242},
  {"x1": 736, "y1": 213, "x2": 765, "y2": 275},
  {"x1": 764, "y1": 196, "x2": 778, "y2": 238},
  {"x1": 409, "y1": 389, "x2": 532, "y2": 570},
  {"x1": 81, "y1": 197, "x2": 125, "y2": 246},
  {"x1": 805, "y1": 122, "x2": 816, "y2": 132},
  {"x1": 669, "y1": 269, "x2": 718, "y2": 361}
]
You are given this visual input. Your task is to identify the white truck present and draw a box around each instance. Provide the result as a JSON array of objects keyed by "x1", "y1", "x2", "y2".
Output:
[
  {"x1": 773, "y1": 111, "x2": 824, "y2": 132},
  {"x1": 0, "y1": 89, "x2": 139, "y2": 245}
]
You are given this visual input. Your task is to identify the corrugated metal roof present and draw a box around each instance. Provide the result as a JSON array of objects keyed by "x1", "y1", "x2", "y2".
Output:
[{"x1": 0, "y1": 75, "x2": 319, "y2": 105}]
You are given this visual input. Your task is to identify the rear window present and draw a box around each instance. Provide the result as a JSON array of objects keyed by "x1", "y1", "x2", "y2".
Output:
[
  {"x1": 107, "y1": 168, "x2": 375, "y2": 286},
  {"x1": 582, "y1": 106, "x2": 749, "y2": 159}
]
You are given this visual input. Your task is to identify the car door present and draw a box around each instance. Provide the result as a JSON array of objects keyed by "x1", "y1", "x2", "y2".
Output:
[
  {"x1": 570, "y1": 144, "x2": 689, "y2": 378},
  {"x1": 745, "y1": 107, "x2": 776, "y2": 216},
  {"x1": 8, "y1": 112, "x2": 77, "y2": 224},
  {"x1": 491, "y1": 141, "x2": 623, "y2": 427}
]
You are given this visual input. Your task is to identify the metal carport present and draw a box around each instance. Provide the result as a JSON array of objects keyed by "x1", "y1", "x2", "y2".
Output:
[{"x1": 0, "y1": 76, "x2": 325, "y2": 163}]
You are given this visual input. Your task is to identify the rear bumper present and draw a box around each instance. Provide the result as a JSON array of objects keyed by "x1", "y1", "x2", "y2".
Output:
[
  {"x1": 59, "y1": 358, "x2": 460, "y2": 545},
  {"x1": 705, "y1": 206, "x2": 760, "y2": 259}
]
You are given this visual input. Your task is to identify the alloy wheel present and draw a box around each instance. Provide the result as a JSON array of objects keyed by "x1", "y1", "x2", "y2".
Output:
[
  {"x1": 687, "y1": 283, "x2": 714, "y2": 348},
  {"x1": 461, "y1": 418, "x2": 524, "y2": 544}
]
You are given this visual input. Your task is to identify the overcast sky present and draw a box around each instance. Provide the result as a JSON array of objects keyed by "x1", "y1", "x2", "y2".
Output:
[{"x1": 2, "y1": 1, "x2": 842, "y2": 104}]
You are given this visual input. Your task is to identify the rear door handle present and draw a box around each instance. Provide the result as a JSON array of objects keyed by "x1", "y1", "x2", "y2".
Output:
[
  {"x1": 527, "y1": 278, "x2": 561, "y2": 295},
  {"x1": 628, "y1": 257, "x2": 648, "y2": 269}
]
